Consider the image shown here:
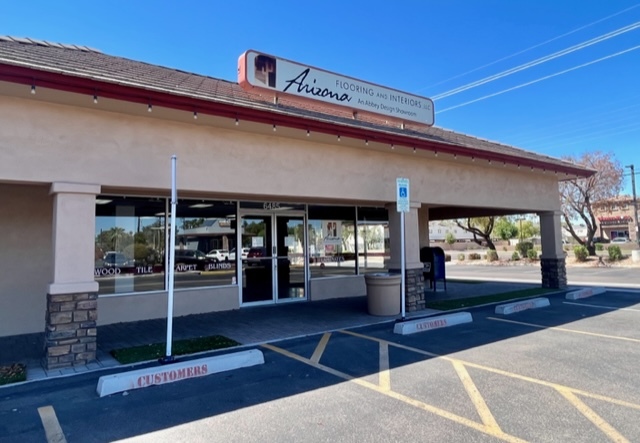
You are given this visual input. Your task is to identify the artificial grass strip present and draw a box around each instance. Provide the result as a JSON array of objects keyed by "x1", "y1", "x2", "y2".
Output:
[
  {"x1": 425, "y1": 288, "x2": 556, "y2": 311},
  {"x1": 111, "y1": 335, "x2": 240, "y2": 364},
  {"x1": 446, "y1": 279, "x2": 485, "y2": 284},
  {"x1": 0, "y1": 363, "x2": 27, "y2": 386}
]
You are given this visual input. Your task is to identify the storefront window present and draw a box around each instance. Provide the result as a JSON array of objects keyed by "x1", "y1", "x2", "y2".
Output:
[
  {"x1": 308, "y1": 206, "x2": 356, "y2": 278},
  {"x1": 95, "y1": 196, "x2": 237, "y2": 295},
  {"x1": 357, "y1": 207, "x2": 389, "y2": 274}
]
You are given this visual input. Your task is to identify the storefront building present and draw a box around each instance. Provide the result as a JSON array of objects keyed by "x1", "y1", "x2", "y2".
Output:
[
  {"x1": 0, "y1": 37, "x2": 592, "y2": 369},
  {"x1": 592, "y1": 196, "x2": 639, "y2": 242}
]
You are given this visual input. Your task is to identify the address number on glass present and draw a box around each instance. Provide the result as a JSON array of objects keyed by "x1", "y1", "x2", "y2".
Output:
[{"x1": 263, "y1": 202, "x2": 281, "y2": 210}]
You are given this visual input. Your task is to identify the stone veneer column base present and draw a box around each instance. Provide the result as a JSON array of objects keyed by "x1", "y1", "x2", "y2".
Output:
[
  {"x1": 390, "y1": 268, "x2": 426, "y2": 312},
  {"x1": 541, "y1": 258, "x2": 568, "y2": 289},
  {"x1": 44, "y1": 292, "x2": 98, "y2": 370}
]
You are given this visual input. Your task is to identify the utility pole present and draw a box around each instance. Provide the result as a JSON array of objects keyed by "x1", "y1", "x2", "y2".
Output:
[{"x1": 626, "y1": 164, "x2": 640, "y2": 247}]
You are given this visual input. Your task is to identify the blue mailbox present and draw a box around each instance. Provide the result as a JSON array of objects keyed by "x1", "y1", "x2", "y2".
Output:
[{"x1": 420, "y1": 246, "x2": 447, "y2": 292}]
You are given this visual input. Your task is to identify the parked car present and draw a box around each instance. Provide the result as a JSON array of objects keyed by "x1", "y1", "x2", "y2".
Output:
[
  {"x1": 229, "y1": 247, "x2": 250, "y2": 261},
  {"x1": 173, "y1": 249, "x2": 216, "y2": 271},
  {"x1": 102, "y1": 251, "x2": 131, "y2": 268},
  {"x1": 611, "y1": 237, "x2": 630, "y2": 244},
  {"x1": 206, "y1": 249, "x2": 229, "y2": 261},
  {"x1": 246, "y1": 247, "x2": 268, "y2": 266}
]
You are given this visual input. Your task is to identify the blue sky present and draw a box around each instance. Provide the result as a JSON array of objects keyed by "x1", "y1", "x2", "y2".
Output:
[{"x1": 2, "y1": 1, "x2": 640, "y2": 193}]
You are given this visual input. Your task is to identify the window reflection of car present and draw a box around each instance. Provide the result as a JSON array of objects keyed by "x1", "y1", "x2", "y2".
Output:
[
  {"x1": 173, "y1": 249, "x2": 216, "y2": 271},
  {"x1": 246, "y1": 247, "x2": 268, "y2": 266},
  {"x1": 229, "y1": 247, "x2": 250, "y2": 261},
  {"x1": 206, "y1": 249, "x2": 228, "y2": 262},
  {"x1": 103, "y1": 252, "x2": 130, "y2": 268}
]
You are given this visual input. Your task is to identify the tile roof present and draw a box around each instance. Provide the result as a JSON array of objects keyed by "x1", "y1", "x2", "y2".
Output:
[{"x1": 0, "y1": 36, "x2": 591, "y2": 176}]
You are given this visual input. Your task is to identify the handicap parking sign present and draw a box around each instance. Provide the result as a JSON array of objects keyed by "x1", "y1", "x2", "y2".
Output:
[{"x1": 396, "y1": 177, "x2": 410, "y2": 212}]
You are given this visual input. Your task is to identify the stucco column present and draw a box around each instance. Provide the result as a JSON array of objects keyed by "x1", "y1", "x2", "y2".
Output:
[
  {"x1": 538, "y1": 210, "x2": 567, "y2": 289},
  {"x1": 418, "y1": 206, "x2": 430, "y2": 249},
  {"x1": 385, "y1": 202, "x2": 425, "y2": 312},
  {"x1": 45, "y1": 182, "x2": 101, "y2": 369}
]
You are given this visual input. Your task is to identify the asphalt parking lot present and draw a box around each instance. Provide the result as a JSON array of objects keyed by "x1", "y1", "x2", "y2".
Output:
[{"x1": 2, "y1": 290, "x2": 640, "y2": 442}]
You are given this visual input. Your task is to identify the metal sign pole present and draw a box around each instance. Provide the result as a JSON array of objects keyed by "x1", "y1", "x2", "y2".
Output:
[
  {"x1": 400, "y1": 211, "x2": 406, "y2": 320},
  {"x1": 164, "y1": 155, "x2": 177, "y2": 362},
  {"x1": 396, "y1": 177, "x2": 410, "y2": 321}
]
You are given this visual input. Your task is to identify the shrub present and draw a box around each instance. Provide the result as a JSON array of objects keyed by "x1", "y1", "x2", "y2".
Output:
[
  {"x1": 445, "y1": 254, "x2": 452, "y2": 262},
  {"x1": 527, "y1": 249, "x2": 538, "y2": 260},
  {"x1": 445, "y1": 232, "x2": 456, "y2": 246},
  {"x1": 573, "y1": 245, "x2": 588, "y2": 262},
  {"x1": 595, "y1": 243, "x2": 604, "y2": 251},
  {"x1": 516, "y1": 241, "x2": 534, "y2": 258},
  {"x1": 457, "y1": 253, "x2": 465, "y2": 261},
  {"x1": 468, "y1": 253, "x2": 481, "y2": 260},
  {"x1": 511, "y1": 251, "x2": 520, "y2": 261},
  {"x1": 608, "y1": 245, "x2": 623, "y2": 262},
  {"x1": 486, "y1": 250, "x2": 499, "y2": 262}
]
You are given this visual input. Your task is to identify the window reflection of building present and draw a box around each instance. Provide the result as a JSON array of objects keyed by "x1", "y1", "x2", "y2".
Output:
[
  {"x1": 95, "y1": 199, "x2": 390, "y2": 294},
  {"x1": 254, "y1": 54, "x2": 276, "y2": 88},
  {"x1": 94, "y1": 196, "x2": 237, "y2": 295}
]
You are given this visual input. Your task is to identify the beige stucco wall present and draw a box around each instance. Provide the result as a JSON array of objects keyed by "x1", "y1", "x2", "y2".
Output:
[
  {"x1": 97, "y1": 286, "x2": 239, "y2": 325},
  {"x1": 0, "y1": 184, "x2": 52, "y2": 336},
  {"x1": 0, "y1": 94, "x2": 566, "y2": 337},
  {"x1": 310, "y1": 276, "x2": 366, "y2": 301},
  {"x1": 0, "y1": 96, "x2": 561, "y2": 212}
]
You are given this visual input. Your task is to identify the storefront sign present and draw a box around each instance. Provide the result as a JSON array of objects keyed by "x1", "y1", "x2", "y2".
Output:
[{"x1": 238, "y1": 50, "x2": 434, "y2": 126}]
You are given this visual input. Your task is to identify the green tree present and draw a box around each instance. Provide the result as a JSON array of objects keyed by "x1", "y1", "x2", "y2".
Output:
[
  {"x1": 455, "y1": 217, "x2": 496, "y2": 250},
  {"x1": 494, "y1": 217, "x2": 518, "y2": 240},
  {"x1": 518, "y1": 219, "x2": 539, "y2": 240}
]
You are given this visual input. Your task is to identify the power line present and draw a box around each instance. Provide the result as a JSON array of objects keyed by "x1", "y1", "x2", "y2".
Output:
[
  {"x1": 436, "y1": 44, "x2": 640, "y2": 114},
  {"x1": 420, "y1": 3, "x2": 640, "y2": 93},
  {"x1": 432, "y1": 21, "x2": 640, "y2": 101},
  {"x1": 508, "y1": 104, "x2": 640, "y2": 146}
]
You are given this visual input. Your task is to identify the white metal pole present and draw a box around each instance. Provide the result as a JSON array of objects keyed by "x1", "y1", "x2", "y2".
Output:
[
  {"x1": 400, "y1": 211, "x2": 406, "y2": 320},
  {"x1": 165, "y1": 155, "x2": 177, "y2": 359}
]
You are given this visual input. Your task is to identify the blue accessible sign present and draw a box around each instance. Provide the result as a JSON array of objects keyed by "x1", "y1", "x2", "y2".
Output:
[{"x1": 396, "y1": 178, "x2": 410, "y2": 212}]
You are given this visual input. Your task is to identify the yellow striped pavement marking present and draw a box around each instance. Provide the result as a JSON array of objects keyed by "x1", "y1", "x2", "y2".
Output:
[
  {"x1": 453, "y1": 360, "x2": 502, "y2": 433},
  {"x1": 487, "y1": 317, "x2": 640, "y2": 343},
  {"x1": 556, "y1": 388, "x2": 629, "y2": 443},
  {"x1": 38, "y1": 406, "x2": 67, "y2": 443},
  {"x1": 342, "y1": 329, "x2": 640, "y2": 411},
  {"x1": 379, "y1": 342, "x2": 391, "y2": 391},
  {"x1": 310, "y1": 332, "x2": 331, "y2": 364},
  {"x1": 262, "y1": 343, "x2": 526, "y2": 442}
]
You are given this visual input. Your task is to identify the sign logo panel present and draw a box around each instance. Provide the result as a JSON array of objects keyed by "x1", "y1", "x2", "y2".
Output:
[{"x1": 239, "y1": 50, "x2": 434, "y2": 126}]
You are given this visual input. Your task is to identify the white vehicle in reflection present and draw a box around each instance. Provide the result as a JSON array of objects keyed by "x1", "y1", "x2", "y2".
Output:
[
  {"x1": 206, "y1": 249, "x2": 229, "y2": 262},
  {"x1": 228, "y1": 247, "x2": 250, "y2": 261}
]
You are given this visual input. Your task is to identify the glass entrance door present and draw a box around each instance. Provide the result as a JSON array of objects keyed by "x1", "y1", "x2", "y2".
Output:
[
  {"x1": 240, "y1": 212, "x2": 306, "y2": 305},
  {"x1": 275, "y1": 215, "x2": 305, "y2": 301},
  {"x1": 241, "y1": 215, "x2": 273, "y2": 303}
]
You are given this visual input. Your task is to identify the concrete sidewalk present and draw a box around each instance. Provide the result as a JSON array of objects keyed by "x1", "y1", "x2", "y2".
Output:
[{"x1": 1, "y1": 279, "x2": 544, "y2": 384}]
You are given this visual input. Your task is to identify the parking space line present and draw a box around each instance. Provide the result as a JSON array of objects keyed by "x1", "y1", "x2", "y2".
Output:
[
  {"x1": 310, "y1": 332, "x2": 331, "y2": 364},
  {"x1": 379, "y1": 342, "x2": 391, "y2": 391},
  {"x1": 261, "y1": 343, "x2": 526, "y2": 443},
  {"x1": 38, "y1": 406, "x2": 67, "y2": 443},
  {"x1": 453, "y1": 361, "x2": 502, "y2": 433},
  {"x1": 556, "y1": 387, "x2": 629, "y2": 443},
  {"x1": 487, "y1": 317, "x2": 640, "y2": 343},
  {"x1": 341, "y1": 330, "x2": 640, "y2": 411},
  {"x1": 563, "y1": 301, "x2": 640, "y2": 312}
]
